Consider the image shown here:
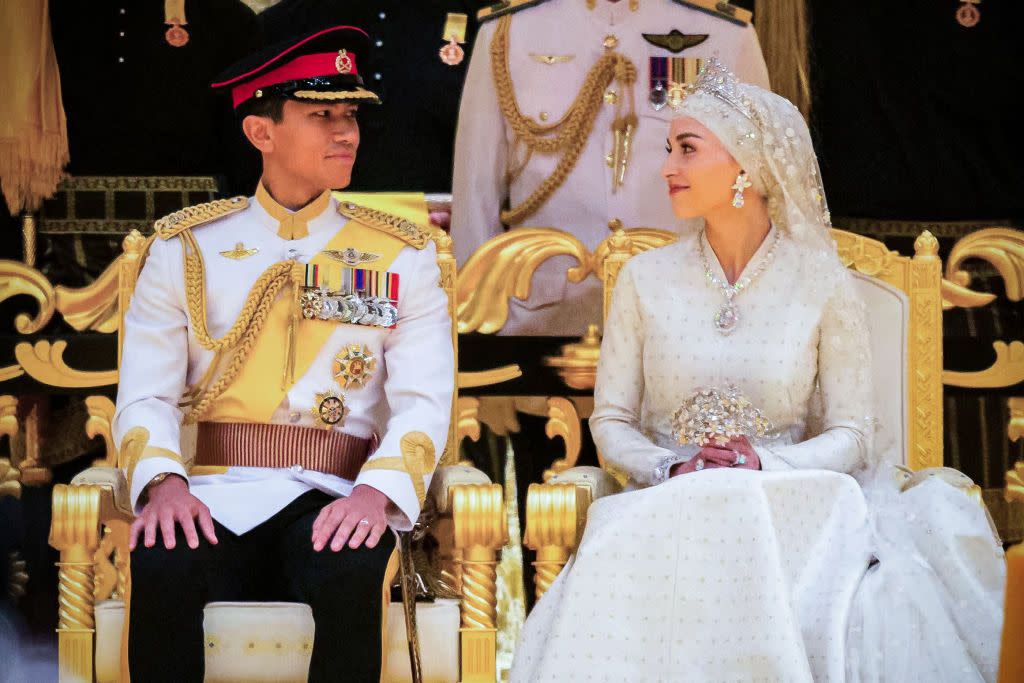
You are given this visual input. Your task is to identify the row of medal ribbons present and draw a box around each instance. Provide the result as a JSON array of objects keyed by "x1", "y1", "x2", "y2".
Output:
[{"x1": 300, "y1": 264, "x2": 399, "y2": 328}]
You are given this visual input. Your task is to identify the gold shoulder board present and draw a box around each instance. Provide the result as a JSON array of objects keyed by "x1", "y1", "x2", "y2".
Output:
[
  {"x1": 478, "y1": 0, "x2": 552, "y2": 23},
  {"x1": 669, "y1": 0, "x2": 752, "y2": 26},
  {"x1": 337, "y1": 201, "x2": 430, "y2": 250},
  {"x1": 155, "y1": 196, "x2": 249, "y2": 240}
]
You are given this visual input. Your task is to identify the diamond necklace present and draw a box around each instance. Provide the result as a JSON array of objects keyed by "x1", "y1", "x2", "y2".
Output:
[{"x1": 698, "y1": 228, "x2": 781, "y2": 335}]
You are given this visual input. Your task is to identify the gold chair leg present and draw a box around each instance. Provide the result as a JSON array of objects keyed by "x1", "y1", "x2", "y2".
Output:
[
  {"x1": 452, "y1": 483, "x2": 507, "y2": 683},
  {"x1": 524, "y1": 482, "x2": 590, "y2": 603},
  {"x1": 50, "y1": 484, "x2": 103, "y2": 682}
]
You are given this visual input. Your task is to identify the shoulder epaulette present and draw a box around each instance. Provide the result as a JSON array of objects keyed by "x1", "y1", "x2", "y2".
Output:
[
  {"x1": 155, "y1": 196, "x2": 249, "y2": 240},
  {"x1": 478, "y1": 0, "x2": 552, "y2": 23},
  {"x1": 337, "y1": 201, "x2": 430, "y2": 250},
  {"x1": 669, "y1": 0, "x2": 751, "y2": 26}
]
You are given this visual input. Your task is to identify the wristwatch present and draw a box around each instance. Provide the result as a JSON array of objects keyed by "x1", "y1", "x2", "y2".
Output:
[{"x1": 142, "y1": 472, "x2": 182, "y2": 501}]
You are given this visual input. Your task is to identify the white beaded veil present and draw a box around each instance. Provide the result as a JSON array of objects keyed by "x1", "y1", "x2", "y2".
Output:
[{"x1": 672, "y1": 59, "x2": 836, "y2": 256}]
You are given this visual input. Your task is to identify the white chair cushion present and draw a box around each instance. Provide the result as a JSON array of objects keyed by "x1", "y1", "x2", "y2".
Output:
[
  {"x1": 384, "y1": 599, "x2": 460, "y2": 683},
  {"x1": 549, "y1": 466, "x2": 623, "y2": 501},
  {"x1": 428, "y1": 465, "x2": 491, "y2": 513},
  {"x1": 94, "y1": 598, "x2": 459, "y2": 683},
  {"x1": 851, "y1": 273, "x2": 908, "y2": 467}
]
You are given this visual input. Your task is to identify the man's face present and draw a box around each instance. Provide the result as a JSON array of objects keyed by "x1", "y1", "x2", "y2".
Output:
[{"x1": 261, "y1": 100, "x2": 360, "y2": 190}]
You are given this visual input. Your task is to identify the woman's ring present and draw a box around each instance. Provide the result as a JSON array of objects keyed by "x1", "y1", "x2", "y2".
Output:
[{"x1": 358, "y1": 518, "x2": 370, "y2": 526}]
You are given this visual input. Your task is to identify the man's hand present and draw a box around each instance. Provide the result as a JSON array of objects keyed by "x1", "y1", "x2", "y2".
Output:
[
  {"x1": 129, "y1": 475, "x2": 218, "y2": 551},
  {"x1": 311, "y1": 484, "x2": 389, "y2": 552}
]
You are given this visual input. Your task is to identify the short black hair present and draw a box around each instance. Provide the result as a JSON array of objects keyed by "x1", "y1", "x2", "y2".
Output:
[{"x1": 237, "y1": 96, "x2": 286, "y2": 123}]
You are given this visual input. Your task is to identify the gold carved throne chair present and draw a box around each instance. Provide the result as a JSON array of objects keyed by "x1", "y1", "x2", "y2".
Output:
[
  {"x1": 518, "y1": 226, "x2": 953, "y2": 602},
  {"x1": 48, "y1": 226, "x2": 509, "y2": 683}
]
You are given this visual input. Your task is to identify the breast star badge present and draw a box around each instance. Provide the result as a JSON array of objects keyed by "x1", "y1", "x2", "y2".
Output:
[
  {"x1": 219, "y1": 242, "x2": 259, "y2": 260},
  {"x1": 312, "y1": 389, "x2": 348, "y2": 429},
  {"x1": 333, "y1": 344, "x2": 376, "y2": 389},
  {"x1": 321, "y1": 247, "x2": 381, "y2": 266}
]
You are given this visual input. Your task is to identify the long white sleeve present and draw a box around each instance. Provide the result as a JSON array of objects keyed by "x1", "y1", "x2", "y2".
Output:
[
  {"x1": 757, "y1": 276, "x2": 873, "y2": 474},
  {"x1": 354, "y1": 241, "x2": 455, "y2": 530},
  {"x1": 112, "y1": 236, "x2": 190, "y2": 508},
  {"x1": 590, "y1": 262, "x2": 689, "y2": 486},
  {"x1": 450, "y1": 19, "x2": 509, "y2": 267}
]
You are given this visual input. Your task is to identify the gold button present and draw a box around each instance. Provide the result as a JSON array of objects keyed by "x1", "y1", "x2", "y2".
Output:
[
  {"x1": 539, "y1": 111, "x2": 549, "y2": 122},
  {"x1": 603, "y1": 34, "x2": 618, "y2": 50},
  {"x1": 605, "y1": 154, "x2": 614, "y2": 167},
  {"x1": 604, "y1": 90, "x2": 618, "y2": 104},
  {"x1": 255, "y1": 89, "x2": 263, "y2": 98}
]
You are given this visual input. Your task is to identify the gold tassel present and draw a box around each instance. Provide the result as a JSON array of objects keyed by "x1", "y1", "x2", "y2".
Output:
[
  {"x1": 282, "y1": 263, "x2": 303, "y2": 390},
  {"x1": 617, "y1": 114, "x2": 638, "y2": 188}
]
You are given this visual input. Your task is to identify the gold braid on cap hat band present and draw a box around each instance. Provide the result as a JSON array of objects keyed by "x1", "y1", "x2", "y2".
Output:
[
  {"x1": 491, "y1": 15, "x2": 637, "y2": 225},
  {"x1": 177, "y1": 229, "x2": 301, "y2": 423}
]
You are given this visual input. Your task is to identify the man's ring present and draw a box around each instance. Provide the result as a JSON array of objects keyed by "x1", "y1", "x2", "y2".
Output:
[{"x1": 358, "y1": 519, "x2": 370, "y2": 526}]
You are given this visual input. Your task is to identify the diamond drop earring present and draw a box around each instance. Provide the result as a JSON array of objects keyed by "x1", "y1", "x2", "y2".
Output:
[{"x1": 731, "y1": 171, "x2": 752, "y2": 208}]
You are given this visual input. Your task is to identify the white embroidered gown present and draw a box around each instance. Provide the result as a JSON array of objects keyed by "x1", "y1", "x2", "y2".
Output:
[{"x1": 510, "y1": 229, "x2": 1005, "y2": 682}]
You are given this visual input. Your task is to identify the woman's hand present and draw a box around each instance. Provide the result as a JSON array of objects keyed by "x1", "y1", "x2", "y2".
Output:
[{"x1": 668, "y1": 437, "x2": 761, "y2": 478}]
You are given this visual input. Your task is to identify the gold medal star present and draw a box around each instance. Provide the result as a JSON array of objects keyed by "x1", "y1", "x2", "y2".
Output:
[
  {"x1": 311, "y1": 389, "x2": 348, "y2": 429},
  {"x1": 332, "y1": 344, "x2": 377, "y2": 389}
]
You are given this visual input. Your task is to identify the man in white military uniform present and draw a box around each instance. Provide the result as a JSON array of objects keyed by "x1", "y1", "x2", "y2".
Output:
[
  {"x1": 452, "y1": 0, "x2": 770, "y2": 336},
  {"x1": 115, "y1": 26, "x2": 454, "y2": 682}
]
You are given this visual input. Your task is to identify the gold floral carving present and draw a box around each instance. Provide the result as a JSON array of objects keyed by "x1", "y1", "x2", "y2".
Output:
[
  {"x1": 433, "y1": 231, "x2": 461, "y2": 467},
  {"x1": 834, "y1": 229, "x2": 900, "y2": 278},
  {"x1": 589, "y1": 225, "x2": 677, "y2": 278},
  {"x1": 908, "y1": 233, "x2": 944, "y2": 470},
  {"x1": 14, "y1": 340, "x2": 118, "y2": 388},
  {"x1": 84, "y1": 396, "x2": 117, "y2": 466},
  {"x1": 456, "y1": 228, "x2": 591, "y2": 334},
  {"x1": 1007, "y1": 461, "x2": 1024, "y2": 504},
  {"x1": 0, "y1": 459, "x2": 20, "y2": 500},
  {"x1": 943, "y1": 341, "x2": 1024, "y2": 389},
  {"x1": 542, "y1": 398, "x2": 582, "y2": 481},
  {"x1": 457, "y1": 365, "x2": 524, "y2": 389},
  {"x1": 54, "y1": 256, "x2": 122, "y2": 333},
  {"x1": 457, "y1": 396, "x2": 482, "y2": 445},
  {"x1": 946, "y1": 227, "x2": 1024, "y2": 302},
  {"x1": 1009, "y1": 398, "x2": 1024, "y2": 443},
  {"x1": 0, "y1": 258, "x2": 56, "y2": 333}
]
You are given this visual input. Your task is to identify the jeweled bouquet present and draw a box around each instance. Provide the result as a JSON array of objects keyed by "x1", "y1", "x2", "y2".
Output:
[{"x1": 671, "y1": 386, "x2": 773, "y2": 447}]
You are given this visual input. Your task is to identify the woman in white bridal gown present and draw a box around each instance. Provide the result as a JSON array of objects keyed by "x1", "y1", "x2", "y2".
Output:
[{"x1": 510, "y1": 61, "x2": 1005, "y2": 683}]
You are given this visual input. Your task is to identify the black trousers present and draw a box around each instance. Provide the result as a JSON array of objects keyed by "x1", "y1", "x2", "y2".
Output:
[{"x1": 129, "y1": 490, "x2": 396, "y2": 683}]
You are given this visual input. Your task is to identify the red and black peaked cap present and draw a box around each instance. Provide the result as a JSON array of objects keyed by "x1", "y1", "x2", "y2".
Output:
[{"x1": 211, "y1": 25, "x2": 380, "y2": 110}]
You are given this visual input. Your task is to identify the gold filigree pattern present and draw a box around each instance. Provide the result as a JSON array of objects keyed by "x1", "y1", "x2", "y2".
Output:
[
  {"x1": 456, "y1": 228, "x2": 591, "y2": 334},
  {"x1": 943, "y1": 341, "x2": 1024, "y2": 389},
  {"x1": 457, "y1": 396, "x2": 482, "y2": 445},
  {"x1": 946, "y1": 227, "x2": 1024, "y2": 302},
  {"x1": 1009, "y1": 398, "x2": 1024, "y2": 443},
  {"x1": 0, "y1": 258, "x2": 56, "y2": 333},
  {"x1": 0, "y1": 459, "x2": 20, "y2": 500},
  {"x1": 84, "y1": 396, "x2": 117, "y2": 467},
  {"x1": 457, "y1": 366, "x2": 523, "y2": 388},
  {"x1": 1007, "y1": 461, "x2": 1024, "y2": 504},
  {"x1": 14, "y1": 340, "x2": 118, "y2": 388},
  {"x1": 54, "y1": 255, "x2": 122, "y2": 333},
  {"x1": 542, "y1": 398, "x2": 582, "y2": 481}
]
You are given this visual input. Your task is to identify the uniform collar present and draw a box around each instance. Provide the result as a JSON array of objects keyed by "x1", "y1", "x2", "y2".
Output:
[{"x1": 255, "y1": 182, "x2": 333, "y2": 240}]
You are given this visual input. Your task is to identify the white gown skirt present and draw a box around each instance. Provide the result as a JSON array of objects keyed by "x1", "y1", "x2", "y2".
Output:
[{"x1": 512, "y1": 469, "x2": 872, "y2": 682}]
